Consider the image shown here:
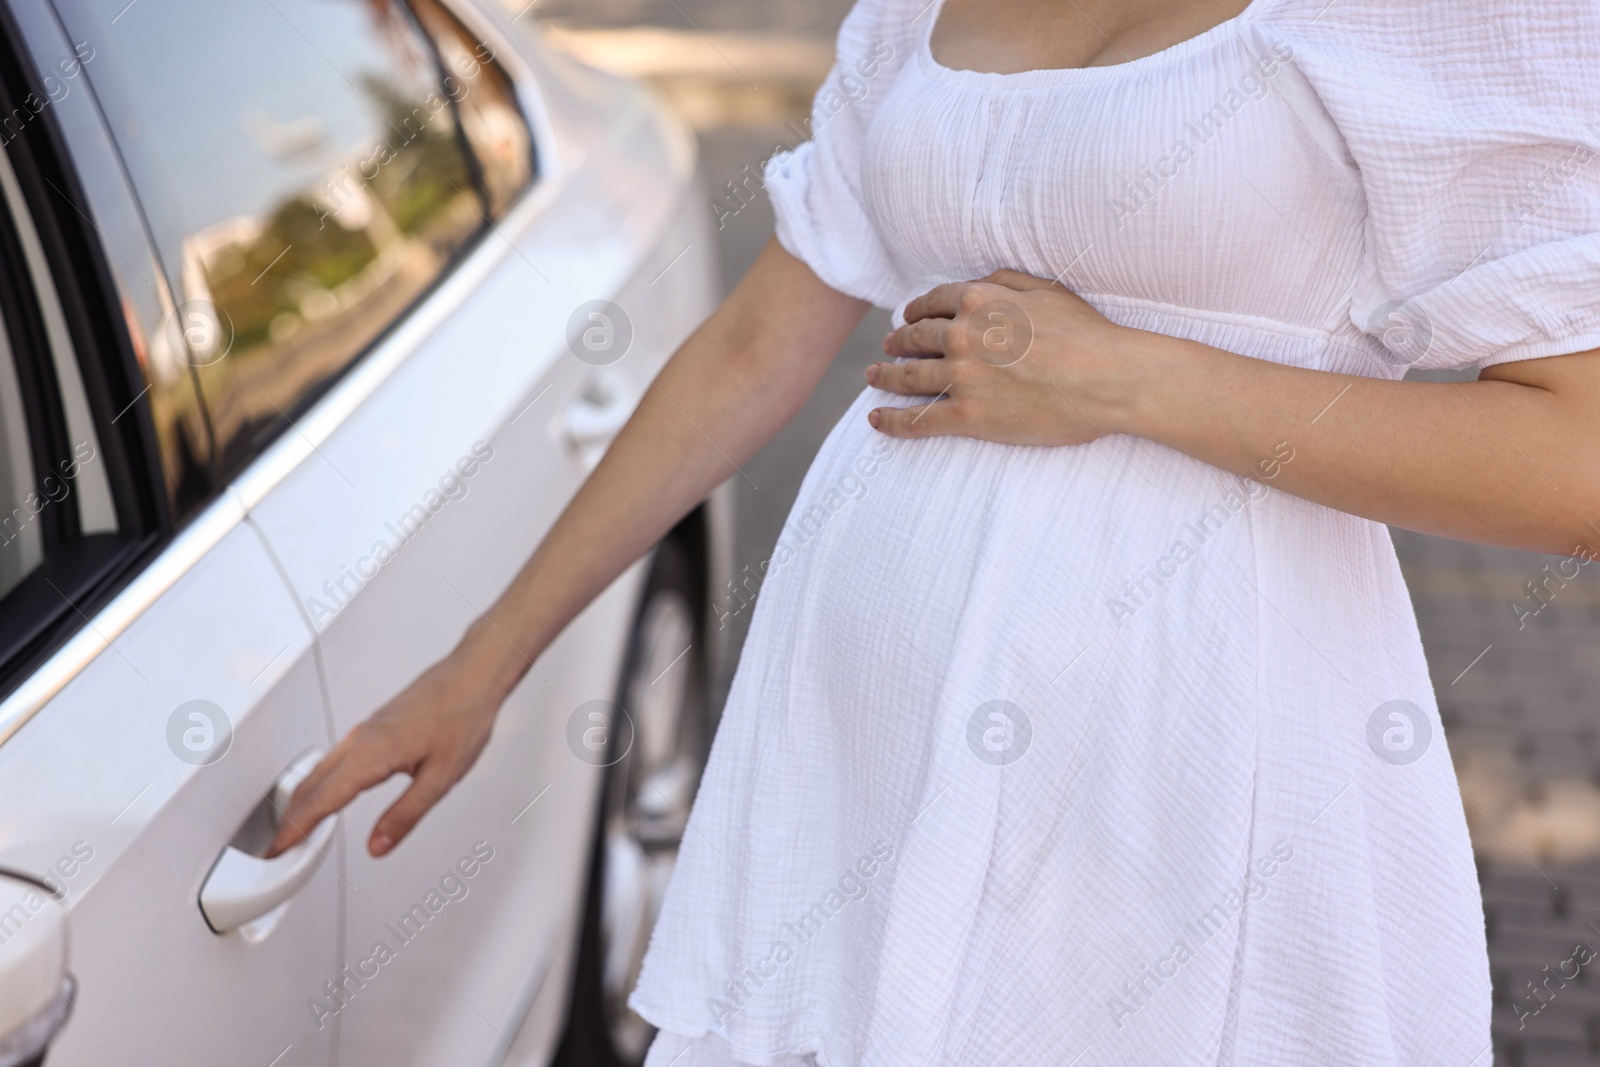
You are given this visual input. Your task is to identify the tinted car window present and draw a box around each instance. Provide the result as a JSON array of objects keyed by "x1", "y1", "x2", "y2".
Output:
[
  {"x1": 0, "y1": 142, "x2": 133, "y2": 677},
  {"x1": 409, "y1": 0, "x2": 535, "y2": 219},
  {"x1": 58, "y1": 0, "x2": 495, "y2": 478},
  {"x1": 0, "y1": 318, "x2": 42, "y2": 601}
]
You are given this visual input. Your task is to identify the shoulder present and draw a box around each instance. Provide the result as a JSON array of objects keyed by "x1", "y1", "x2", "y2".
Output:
[
  {"x1": 1251, "y1": 0, "x2": 1600, "y2": 64},
  {"x1": 1247, "y1": 0, "x2": 1600, "y2": 143}
]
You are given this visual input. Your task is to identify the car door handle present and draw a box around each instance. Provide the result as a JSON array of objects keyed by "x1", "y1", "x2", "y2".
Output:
[
  {"x1": 562, "y1": 372, "x2": 635, "y2": 466},
  {"x1": 199, "y1": 750, "x2": 335, "y2": 933}
]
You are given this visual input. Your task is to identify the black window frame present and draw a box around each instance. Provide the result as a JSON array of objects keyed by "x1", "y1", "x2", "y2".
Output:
[{"x1": 0, "y1": 2, "x2": 167, "y2": 698}]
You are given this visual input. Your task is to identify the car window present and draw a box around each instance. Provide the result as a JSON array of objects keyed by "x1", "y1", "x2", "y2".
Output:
[
  {"x1": 56, "y1": 0, "x2": 504, "y2": 480},
  {"x1": 0, "y1": 148, "x2": 118, "y2": 606},
  {"x1": 0, "y1": 135, "x2": 131, "y2": 677},
  {"x1": 0, "y1": 314, "x2": 43, "y2": 601},
  {"x1": 408, "y1": 0, "x2": 536, "y2": 219}
]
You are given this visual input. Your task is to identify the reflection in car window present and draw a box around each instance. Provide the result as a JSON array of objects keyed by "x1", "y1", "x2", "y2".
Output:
[
  {"x1": 409, "y1": 0, "x2": 536, "y2": 219},
  {"x1": 62, "y1": 0, "x2": 500, "y2": 479},
  {"x1": 0, "y1": 322, "x2": 42, "y2": 600}
]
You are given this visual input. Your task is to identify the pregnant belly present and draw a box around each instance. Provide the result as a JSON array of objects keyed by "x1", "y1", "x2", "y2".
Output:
[
  {"x1": 686, "y1": 389, "x2": 1454, "y2": 1063},
  {"x1": 762, "y1": 386, "x2": 1294, "y2": 634},
  {"x1": 737, "y1": 383, "x2": 1424, "y2": 747}
]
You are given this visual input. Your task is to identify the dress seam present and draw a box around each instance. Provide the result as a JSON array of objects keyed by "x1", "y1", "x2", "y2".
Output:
[
  {"x1": 1212, "y1": 473, "x2": 1269, "y2": 1066},
  {"x1": 1078, "y1": 290, "x2": 1346, "y2": 344},
  {"x1": 897, "y1": 449, "x2": 1013, "y2": 1062}
]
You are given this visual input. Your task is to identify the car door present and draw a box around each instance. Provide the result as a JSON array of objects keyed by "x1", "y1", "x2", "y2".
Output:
[
  {"x1": 237, "y1": 3, "x2": 716, "y2": 1063},
  {"x1": 0, "y1": 7, "x2": 339, "y2": 1063},
  {"x1": 0, "y1": 524, "x2": 342, "y2": 1067},
  {"x1": 24, "y1": 0, "x2": 679, "y2": 1060}
]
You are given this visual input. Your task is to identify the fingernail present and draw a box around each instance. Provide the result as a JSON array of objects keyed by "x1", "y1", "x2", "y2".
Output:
[
  {"x1": 868, "y1": 409, "x2": 881, "y2": 428},
  {"x1": 866, "y1": 363, "x2": 878, "y2": 384},
  {"x1": 882, "y1": 333, "x2": 892, "y2": 353},
  {"x1": 371, "y1": 832, "x2": 393, "y2": 856}
]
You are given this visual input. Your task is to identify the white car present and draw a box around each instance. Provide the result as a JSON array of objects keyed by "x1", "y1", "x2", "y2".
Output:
[{"x1": 0, "y1": 1, "x2": 731, "y2": 1064}]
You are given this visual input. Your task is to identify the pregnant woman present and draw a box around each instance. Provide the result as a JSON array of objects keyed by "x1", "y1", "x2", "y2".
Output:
[{"x1": 273, "y1": 0, "x2": 1600, "y2": 1060}]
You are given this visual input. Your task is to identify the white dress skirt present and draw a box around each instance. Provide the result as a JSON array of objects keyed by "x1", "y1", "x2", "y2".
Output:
[{"x1": 630, "y1": 0, "x2": 1600, "y2": 1062}]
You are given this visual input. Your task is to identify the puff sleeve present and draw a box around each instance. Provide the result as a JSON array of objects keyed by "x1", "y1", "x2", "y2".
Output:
[
  {"x1": 761, "y1": 0, "x2": 917, "y2": 309},
  {"x1": 1270, "y1": 0, "x2": 1600, "y2": 370}
]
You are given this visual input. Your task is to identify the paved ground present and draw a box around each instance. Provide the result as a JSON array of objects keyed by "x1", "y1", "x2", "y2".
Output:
[
  {"x1": 536, "y1": 5, "x2": 1600, "y2": 1061},
  {"x1": 1397, "y1": 528, "x2": 1600, "y2": 1064}
]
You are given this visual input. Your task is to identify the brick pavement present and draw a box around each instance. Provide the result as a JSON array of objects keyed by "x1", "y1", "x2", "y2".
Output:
[{"x1": 1394, "y1": 528, "x2": 1600, "y2": 1065}]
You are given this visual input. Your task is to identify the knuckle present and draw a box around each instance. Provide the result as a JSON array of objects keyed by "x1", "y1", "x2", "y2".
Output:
[{"x1": 946, "y1": 326, "x2": 972, "y2": 359}]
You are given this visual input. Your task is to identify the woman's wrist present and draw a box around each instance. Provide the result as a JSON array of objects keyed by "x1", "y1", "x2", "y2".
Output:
[
  {"x1": 454, "y1": 615, "x2": 533, "y2": 707},
  {"x1": 1086, "y1": 324, "x2": 1186, "y2": 439}
]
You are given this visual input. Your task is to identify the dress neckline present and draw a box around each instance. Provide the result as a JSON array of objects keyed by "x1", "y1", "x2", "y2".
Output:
[{"x1": 913, "y1": 0, "x2": 1268, "y2": 89}]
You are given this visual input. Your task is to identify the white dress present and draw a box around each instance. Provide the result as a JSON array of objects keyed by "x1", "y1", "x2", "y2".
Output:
[{"x1": 632, "y1": 0, "x2": 1600, "y2": 1062}]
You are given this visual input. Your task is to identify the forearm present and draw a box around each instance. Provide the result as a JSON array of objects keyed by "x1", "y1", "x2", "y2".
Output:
[
  {"x1": 461, "y1": 239, "x2": 868, "y2": 696},
  {"x1": 1120, "y1": 333, "x2": 1600, "y2": 555}
]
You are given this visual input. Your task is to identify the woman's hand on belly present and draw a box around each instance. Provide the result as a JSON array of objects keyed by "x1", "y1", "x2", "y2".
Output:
[
  {"x1": 871, "y1": 271, "x2": 1600, "y2": 558},
  {"x1": 867, "y1": 270, "x2": 1141, "y2": 446}
]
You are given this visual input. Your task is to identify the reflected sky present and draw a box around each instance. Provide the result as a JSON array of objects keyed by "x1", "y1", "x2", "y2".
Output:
[
  {"x1": 49, "y1": 0, "x2": 498, "y2": 479},
  {"x1": 54, "y1": 0, "x2": 433, "y2": 265}
]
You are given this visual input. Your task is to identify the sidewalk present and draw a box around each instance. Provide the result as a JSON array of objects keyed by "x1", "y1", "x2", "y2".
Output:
[{"x1": 1394, "y1": 528, "x2": 1600, "y2": 1064}]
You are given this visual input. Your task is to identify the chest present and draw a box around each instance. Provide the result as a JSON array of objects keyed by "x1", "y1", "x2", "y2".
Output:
[
  {"x1": 928, "y1": 0, "x2": 1254, "y2": 75},
  {"x1": 857, "y1": 30, "x2": 1365, "y2": 321}
]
